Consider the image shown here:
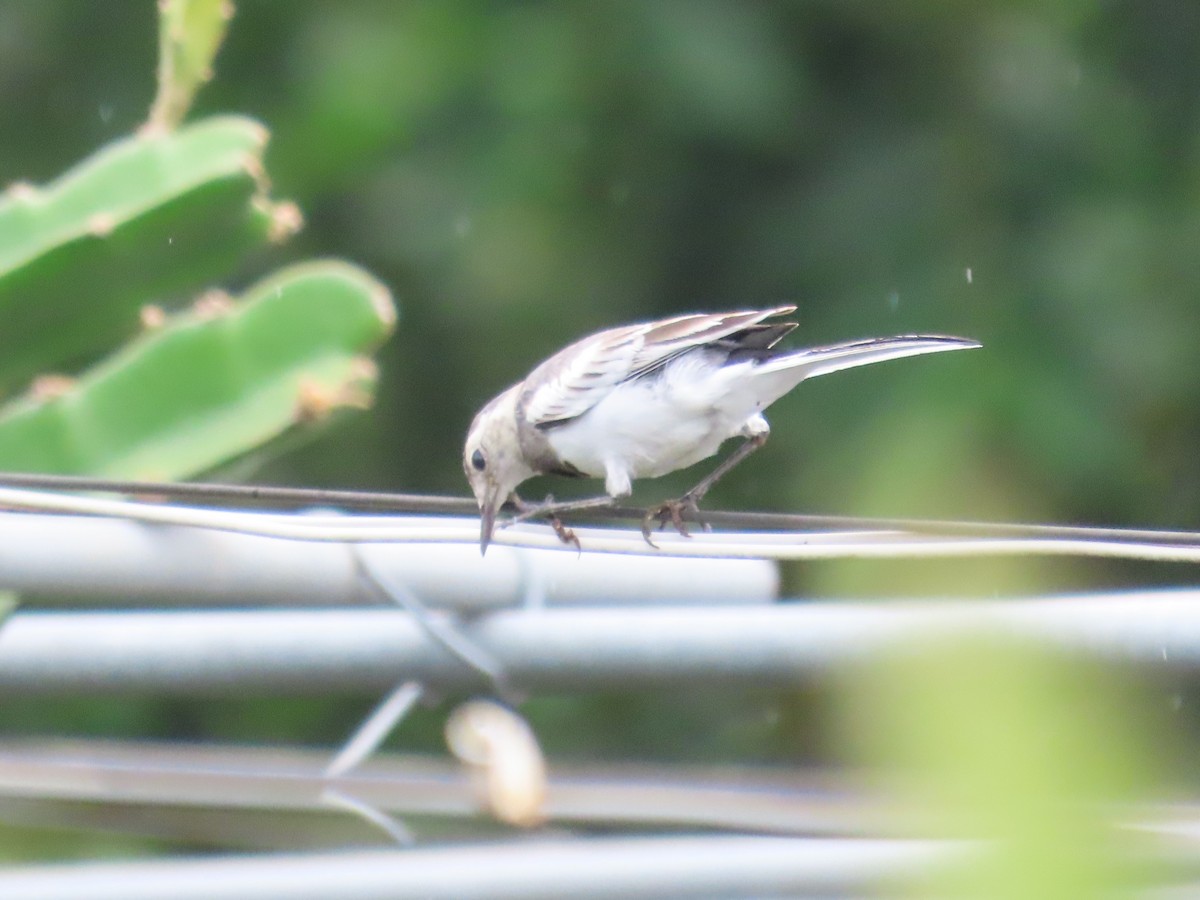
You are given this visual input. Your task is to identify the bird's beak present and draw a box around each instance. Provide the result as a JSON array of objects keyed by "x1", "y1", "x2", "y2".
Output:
[{"x1": 479, "y1": 484, "x2": 502, "y2": 556}]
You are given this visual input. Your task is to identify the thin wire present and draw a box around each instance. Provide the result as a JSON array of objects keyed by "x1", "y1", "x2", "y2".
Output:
[
  {"x1": 318, "y1": 788, "x2": 415, "y2": 846},
  {"x1": 0, "y1": 483, "x2": 1198, "y2": 564},
  {"x1": 325, "y1": 681, "x2": 425, "y2": 779},
  {"x1": 0, "y1": 470, "x2": 473, "y2": 514},
  {"x1": 0, "y1": 469, "x2": 1197, "y2": 546},
  {"x1": 352, "y1": 546, "x2": 513, "y2": 695}
]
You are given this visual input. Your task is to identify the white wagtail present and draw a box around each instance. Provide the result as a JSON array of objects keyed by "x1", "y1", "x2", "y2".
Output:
[{"x1": 465, "y1": 306, "x2": 978, "y2": 552}]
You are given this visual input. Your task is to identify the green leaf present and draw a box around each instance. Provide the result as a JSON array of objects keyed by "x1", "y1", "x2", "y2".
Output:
[
  {"x1": 0, "y1": 116, "x2": 299, "y2": 395},
  {"x1": 0, "y1": 261, "x2": 395, "y2": 480}
]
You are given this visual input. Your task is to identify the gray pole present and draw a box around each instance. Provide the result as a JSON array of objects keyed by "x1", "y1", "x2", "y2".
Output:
[{"x1": 0, "y1": 591, "x2": 1193, "y2": 694}]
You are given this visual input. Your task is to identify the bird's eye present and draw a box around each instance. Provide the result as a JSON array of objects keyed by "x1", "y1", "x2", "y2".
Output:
[{"x1": 471, "y1": 449, "x2": 486, "y2": 471}]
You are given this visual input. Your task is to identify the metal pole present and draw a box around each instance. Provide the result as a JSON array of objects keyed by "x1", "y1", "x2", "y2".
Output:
[
  {"x1": 0, "y1": 513, "x2": 776, "y2": 610},
  {"x1": 0, "y1": 835, "x2": 957, "y2": 899},
  {"x1": 0, "y1": 591, "x2": 1194, "y2": 694}
]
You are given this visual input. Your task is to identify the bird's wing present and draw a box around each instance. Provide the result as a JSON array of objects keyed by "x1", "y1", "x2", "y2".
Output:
[{"x1": 521, "y1": 307, "x2": 796, "y2": 427}]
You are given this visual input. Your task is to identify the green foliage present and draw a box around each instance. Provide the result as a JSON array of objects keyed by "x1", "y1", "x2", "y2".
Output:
[
  {"x1": 840, "y1": 636, "x2": 1170, "y2": 898},
  {"x1": 0, "y1": 0, "x2": 399, "y2": 486},
  {"x1": 149, "y1": 0, "x2": 235, "y2": 130},
  {"x1": 0, "y1": 261, "x2": 393, "y2": 478},
  {"x1": 0, "y1": 116, "x2": 297, "y2": 394}
]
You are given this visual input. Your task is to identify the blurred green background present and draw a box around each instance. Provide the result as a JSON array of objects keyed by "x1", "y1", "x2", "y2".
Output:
[{"x1": 0, "y1": 1, "x2": 1198, "y2": 877}]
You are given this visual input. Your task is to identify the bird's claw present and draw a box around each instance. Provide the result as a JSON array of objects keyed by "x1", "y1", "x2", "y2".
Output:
[
  {"x1": 641, "y1": 494, "x2": 706, "y2": 547},
  {"x1": 549, "y1": 516, "x2": 581, "y2": 552}
]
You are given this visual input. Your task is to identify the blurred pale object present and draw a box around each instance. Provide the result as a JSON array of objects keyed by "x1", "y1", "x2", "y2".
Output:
[{"x1": 446, "y1": 699, "x2": 547, "y2": 828}]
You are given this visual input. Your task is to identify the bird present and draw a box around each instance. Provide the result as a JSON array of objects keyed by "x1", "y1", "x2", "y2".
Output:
[{"x1": 464, "y1": 306, "x2": 979, "y2": 553}]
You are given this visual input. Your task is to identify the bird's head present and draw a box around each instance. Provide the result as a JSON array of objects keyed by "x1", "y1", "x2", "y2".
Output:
[{"x1": 464, "y1": 385, "x2": 535, "y2": 555}]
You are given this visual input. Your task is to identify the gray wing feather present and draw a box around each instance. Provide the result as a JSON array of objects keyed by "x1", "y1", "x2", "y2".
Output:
[{"x1": 520, "y1": 306, "x2": 796, "y2": 427}]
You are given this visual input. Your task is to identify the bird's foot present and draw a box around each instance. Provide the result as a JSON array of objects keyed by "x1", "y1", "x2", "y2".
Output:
[
  {"x1": 510, "y1": 494, "x2": 582, "y2": 551},
  {"x1": 641, "y1": 493, "x2": 709, "y2": 548},
  {"x1": 548, "y1": 516, "x2": 581, "y2": 552}
]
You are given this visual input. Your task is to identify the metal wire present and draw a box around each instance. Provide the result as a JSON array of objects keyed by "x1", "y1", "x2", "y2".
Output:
[
  {"x1": 353, "y1": 548, "x2": 512, "y2": 695},
  {"x1": 0, "y1": 485, "x2": 1198, "y2": 563},
  {"x1": 318, "y1": 788, "x2": 415, "y2": 847},
  {"x1": 0, "y1": 469, "x2": 1196, "y2": 546},
  {"x1": 324, "y1": 681, "x2": 425, "y2": 778},
  {"x1": 0, "y1": 470, "x2": 474, "y2": 514}
]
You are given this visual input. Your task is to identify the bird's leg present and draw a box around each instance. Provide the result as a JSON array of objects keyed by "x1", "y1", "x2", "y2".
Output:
[
  {"x1": 509, "y1": 493, "x2": 616, "y2": 524},
  {"x1": 642, "y1": 432, "x2": 769, "y2": 544},
  {"x1": 683, "y1": 431, "x2": 770, "y2": 506}
]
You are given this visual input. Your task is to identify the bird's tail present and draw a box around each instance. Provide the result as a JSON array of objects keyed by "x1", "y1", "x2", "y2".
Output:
[
  {"x1": 733, "y1": 334, "x2": 979, "y2": 412},
  {"x1": 762, "y1": 334, "x2": 980, "y2": 380}
]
